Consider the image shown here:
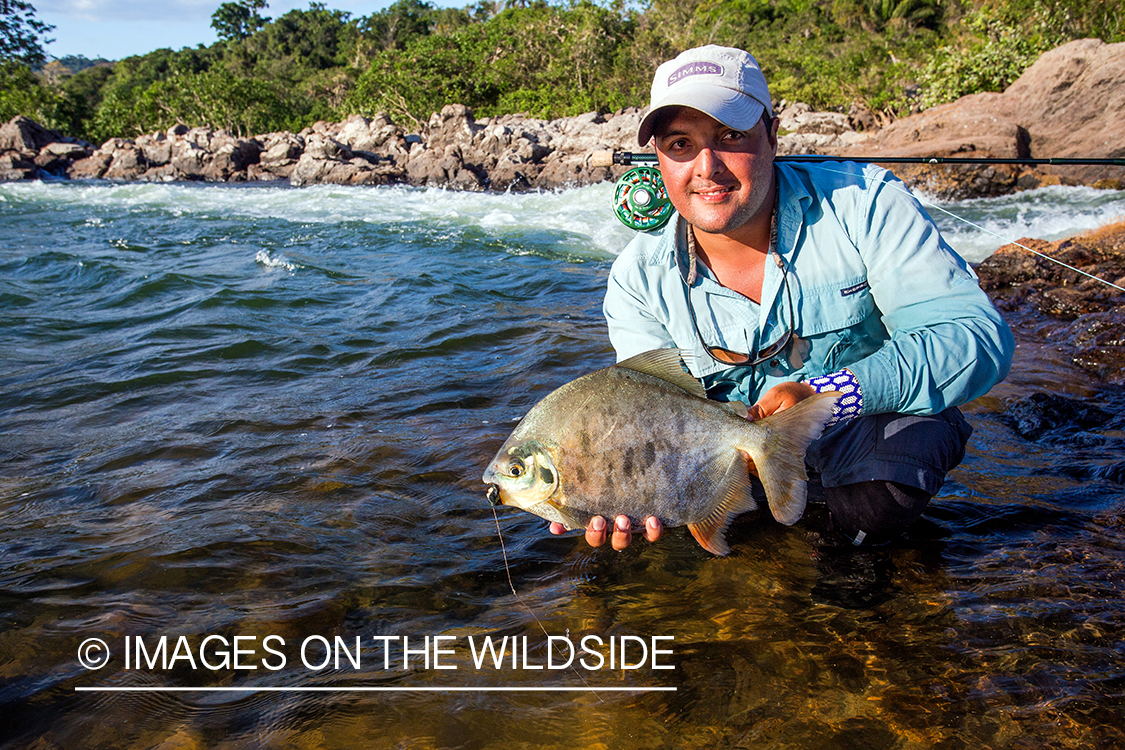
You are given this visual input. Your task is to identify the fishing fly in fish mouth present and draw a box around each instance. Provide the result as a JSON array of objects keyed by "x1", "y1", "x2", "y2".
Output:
[{"x1": 487, "y1": 44, "x2": 1020, "y2": 553}]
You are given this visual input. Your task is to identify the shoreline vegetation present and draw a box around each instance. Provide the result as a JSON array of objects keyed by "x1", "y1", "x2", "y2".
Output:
[
  {"x1": 2, "y1": 37, "x2": 1122, "y2": 199},
  {"x1": 2, "y1": 0, "x2": 1122, "y2": 146}
]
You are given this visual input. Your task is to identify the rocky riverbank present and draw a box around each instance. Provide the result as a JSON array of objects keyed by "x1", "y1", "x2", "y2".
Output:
[
  {"x1": 976, "y1": 220, "x2": 1125, "y2": 385},
  {"x1": 0, "y1": 101, "x2": 867, "y2": 193},
  {"x1": 2, "y1": 39, "x2": 1122, "y2": 198}
]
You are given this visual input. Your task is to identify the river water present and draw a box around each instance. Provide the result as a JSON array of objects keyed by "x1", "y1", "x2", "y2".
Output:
[{"x1": 1, "y1": 179, "x2": 1124, "y2": 749}]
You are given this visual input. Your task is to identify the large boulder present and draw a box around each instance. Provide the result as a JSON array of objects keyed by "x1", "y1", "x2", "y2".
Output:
[
  {"x1": 0, "y1": 152, "x2": 37, "y2": 180},
  {"x1": 289, "y1": 133, "x2": 404, "y2": 187},
  {"x1": 0, "y1": 116, "x2": 63, "y2": 154},
  {"x1": 251, "y1": 132, "x2": 304, "y2": 180},
  {"x1": 103, "y1": 142, "x2": 148, "y2": 180},
  {"x1": 1, "y1": 116, "x2": 93, "y2": 179},
  {"x1": 836, "y1": 39, "x2": 1125, "y2": 197}
]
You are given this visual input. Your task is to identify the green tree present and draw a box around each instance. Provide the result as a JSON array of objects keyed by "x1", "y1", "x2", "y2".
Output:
[
  {"x1": 357, "y1": 0, "x2": 436, "y2": 51},
  {"x1": 211, "y1": 0, "x2": 271, "y2": 42},
  {"x1": 59, "y1": 62, "x2": 113, "y2": 137},
  {"x1": 0, "y1": 60, "x2": 68, "y2": 128},
  {"x1": 0, "y1": 0, "x2": 54, "y2": 67},
  {"x1": 226, "y1": 4, "x2": 354, "y2": 79},
  {"x1": 915, "y1": 9, "x2": 1043, "y2": 109},
  {"x1": 346, "y1": 1, "x2": 637, "y2": 123}
]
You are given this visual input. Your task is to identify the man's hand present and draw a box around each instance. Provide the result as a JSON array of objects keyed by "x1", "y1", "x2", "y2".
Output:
[
  {"x1": 549, "y1": 515, "x2": 663, "y2": 550},
  {"x1": 746, "y1": 381, "x2": 817, "y2": 421}
]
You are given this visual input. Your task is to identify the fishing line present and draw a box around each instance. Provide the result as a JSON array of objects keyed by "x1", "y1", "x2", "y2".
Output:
[
  {"x1": 809, "y1": 162, "x2": 1125, "y2": 293},
  {"x1": 909, "y1": 188, "x2": 1125, "y2": 293},
  {"x1": 490, "y1": 505, "x2": 606, "y2": 703}
]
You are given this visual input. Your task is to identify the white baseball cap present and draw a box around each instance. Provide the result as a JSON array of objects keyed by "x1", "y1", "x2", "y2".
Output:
[{"x1": 637, "y1": 45, "x2": 774, "y2": 147}]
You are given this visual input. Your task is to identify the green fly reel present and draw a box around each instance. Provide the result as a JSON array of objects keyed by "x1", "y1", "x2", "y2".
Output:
[{"x1": 613, "y1": 166, "x2": 672, "y2": 232}]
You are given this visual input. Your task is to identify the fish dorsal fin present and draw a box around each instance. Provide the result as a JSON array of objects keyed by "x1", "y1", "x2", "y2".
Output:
[
  {"x1": 615, "y1": 349, "x2": 706, "y2": 399},
  {"x1": 686, "y1": 451, "x2": 759, "y2": 556}
]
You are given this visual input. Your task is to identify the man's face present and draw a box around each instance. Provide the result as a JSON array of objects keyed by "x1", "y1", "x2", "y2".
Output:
[{"x1": 653, "y1": 107, "x2": 779, "y2": 238}]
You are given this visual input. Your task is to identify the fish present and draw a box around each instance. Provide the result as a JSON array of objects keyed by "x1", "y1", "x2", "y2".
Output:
[{"x1": 482, "y1": 349, "x2": 840, "y2": 555}]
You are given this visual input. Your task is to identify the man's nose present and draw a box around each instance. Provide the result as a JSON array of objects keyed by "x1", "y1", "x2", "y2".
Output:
[{"x1": 694, "y1": 144, "x2": 726, "y2": 178}]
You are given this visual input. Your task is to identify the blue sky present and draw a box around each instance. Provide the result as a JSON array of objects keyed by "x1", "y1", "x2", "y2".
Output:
[{"x1": 35, "y1": 0, "x2": 466, "y2": 61}]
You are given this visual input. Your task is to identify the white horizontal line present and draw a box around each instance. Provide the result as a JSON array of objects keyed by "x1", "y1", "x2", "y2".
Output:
[{"x1": 76, "y1": 686, "x2": 676, "y2": 693}]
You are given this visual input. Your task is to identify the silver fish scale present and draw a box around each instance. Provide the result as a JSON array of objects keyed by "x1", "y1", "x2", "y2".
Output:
[{"x1": 518, "y1": 364, "x2": 757, "y2": 529}]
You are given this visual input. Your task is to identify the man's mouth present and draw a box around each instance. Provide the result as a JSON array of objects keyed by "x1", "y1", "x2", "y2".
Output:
[{"x1": 692, "y1": 185, "x2": 736, "y2": 201}]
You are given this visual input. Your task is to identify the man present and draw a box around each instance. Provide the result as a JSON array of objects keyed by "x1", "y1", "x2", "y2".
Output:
[{"x1": 551, "y1": 45, "x2": 1014, "y2": 550}]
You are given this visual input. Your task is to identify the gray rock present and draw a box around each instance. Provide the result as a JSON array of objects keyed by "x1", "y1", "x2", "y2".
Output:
[
  {"x1": 0, "y1": 116, "x2": 64, "y2": 153},
  {"x1": 137, "y1": 133, "x2": 172, "y2": 165},
  {"x1": 69, "y1": 152, "x2": 112, "y2": 179},
  {"x1": 104, "y1": 144, "x2": 147, "y2": 180},
  {"x1": 170, "y1": 140, "x2": 207, "y2": 178},
  {"x1": 0, "y1": 152, "x2": 37, "y2": 180}
]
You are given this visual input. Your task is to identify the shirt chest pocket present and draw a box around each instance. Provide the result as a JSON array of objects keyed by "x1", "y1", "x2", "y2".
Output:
[{"x1": 796, "y1": 280, "x2": 883, "y2": 375}]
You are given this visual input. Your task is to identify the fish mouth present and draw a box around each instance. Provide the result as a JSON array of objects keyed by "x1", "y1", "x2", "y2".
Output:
[{"x1": 485, "y1": 484, "x2": 501, "y2": 506}]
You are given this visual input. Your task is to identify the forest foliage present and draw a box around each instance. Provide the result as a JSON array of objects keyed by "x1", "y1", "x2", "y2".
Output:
[{"x1": 1, "y1": 0, "x2": 1122, "y2": 144}]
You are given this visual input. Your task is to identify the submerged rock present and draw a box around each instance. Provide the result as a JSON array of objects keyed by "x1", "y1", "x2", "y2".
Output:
[{"x1": 1001, "y1": 392, "x2": 1114, "y2": 441}]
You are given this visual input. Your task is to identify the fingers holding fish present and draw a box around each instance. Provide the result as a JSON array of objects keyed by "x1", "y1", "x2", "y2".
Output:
[
  {"x1": 747, "y1": 381, "x2": 818, "y2": 420},
  {"x1": 548, "y1": 515, "x2": 664, "y2": 551},
  {"x1": 605, "y1": 515, "x2": 663, "y2": 551},
  {"x1": 609, "y1": 515, "x2": 630, "y2": 551}
]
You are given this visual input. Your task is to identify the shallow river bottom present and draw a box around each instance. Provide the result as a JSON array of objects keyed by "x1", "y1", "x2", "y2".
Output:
[{"x1": 1, "y1": 181, "x2": 1123, "y2": 749}]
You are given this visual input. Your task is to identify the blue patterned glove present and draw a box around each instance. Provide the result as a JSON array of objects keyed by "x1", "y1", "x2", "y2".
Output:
[{"x1": 806, "y1": 369, "x2": 863, "y2": 426}]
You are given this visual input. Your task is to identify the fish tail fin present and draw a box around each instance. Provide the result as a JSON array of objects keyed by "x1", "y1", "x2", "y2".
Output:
[
  {"x1": 687, "y1": 451, "x2": 758, "y2": 556},
  {"x1": 741, "y1": 392, "x2": 840, "y2": 526}
]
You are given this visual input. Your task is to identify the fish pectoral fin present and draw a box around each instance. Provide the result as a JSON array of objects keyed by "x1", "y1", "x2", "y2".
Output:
[
  {"x1": 687, "y1": 451, "x2": 759, "y2": 556},
  {"x1": 722, "y1": 400, "x2": 750, "y2": 419},
  {"x1": 542, "y1": 500, "x2": 586, "y2": 532}
]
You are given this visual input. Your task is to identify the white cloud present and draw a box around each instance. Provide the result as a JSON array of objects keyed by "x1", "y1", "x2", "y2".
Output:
[
  {"x1": 35, "y1": 0, "x2": 467, "y2": 60},
  {"x1": 37, "y1": 0, "x2": 219, "y2": 24},
  {"x1": 36, "y1": 0, "x2": 418, "y2": 25}
]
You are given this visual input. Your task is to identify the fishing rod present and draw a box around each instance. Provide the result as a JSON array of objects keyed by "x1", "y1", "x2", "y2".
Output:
[
  {"x1": 592, "y1": 151, "x2": 1125, "y2": 168},
  {"x1": 592, "y1": 150, "x2": 1125, "y2": 292}
]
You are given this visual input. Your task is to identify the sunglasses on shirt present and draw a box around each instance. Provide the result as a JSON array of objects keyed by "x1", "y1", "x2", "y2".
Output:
[{"x1": 683, "y1": 257, "x2": 794, "y2": 367}]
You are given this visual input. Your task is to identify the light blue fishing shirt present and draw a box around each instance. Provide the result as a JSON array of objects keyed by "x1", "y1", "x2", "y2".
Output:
[{"x1": 603, "y1": 160, "x2": 1014, "y2": 416}]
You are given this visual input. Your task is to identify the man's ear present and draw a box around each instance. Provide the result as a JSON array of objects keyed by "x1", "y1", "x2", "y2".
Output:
[{"x1": 767, "y1": 116, "x2": 780, "y2": 151}]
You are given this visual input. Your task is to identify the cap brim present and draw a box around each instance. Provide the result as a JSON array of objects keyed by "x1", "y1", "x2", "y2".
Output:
[{"x1": 637, "y1": 85, "x2": 766, "y2": 147}]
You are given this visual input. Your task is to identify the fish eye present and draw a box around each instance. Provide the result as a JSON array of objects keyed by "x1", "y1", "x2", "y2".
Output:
[{"x1": 507, "y1": 459, "x2": 525, "y2": 478}]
